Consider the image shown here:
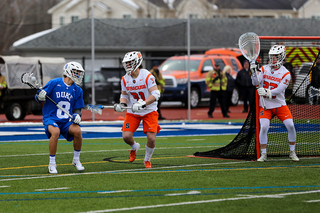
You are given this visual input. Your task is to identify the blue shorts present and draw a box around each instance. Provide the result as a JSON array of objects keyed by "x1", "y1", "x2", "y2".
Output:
[{"x1": 44, "y1": 119, "x2": 74, "y2": 142}]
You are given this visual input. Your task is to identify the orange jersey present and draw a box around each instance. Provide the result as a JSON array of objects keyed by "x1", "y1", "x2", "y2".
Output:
[{"x1": 121, "y1": 69, "x2": 158, "y2": 116}]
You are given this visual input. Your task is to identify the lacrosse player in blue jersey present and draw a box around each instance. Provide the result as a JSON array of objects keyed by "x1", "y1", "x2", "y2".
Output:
[{"x1": 35, "y1": 62, "x2": 85, "y2": 174}]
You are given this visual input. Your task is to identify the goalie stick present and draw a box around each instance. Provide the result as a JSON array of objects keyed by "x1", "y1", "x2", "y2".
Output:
[
  {"x1": 21, "y1": 72, "x2": 73, "y2": 119},
  {"x1": 86, "y1": 104, "x2": 131, "y2": 115},
  {"x1": 238, "y1": 32, "x2": 267, "y2": 110}
]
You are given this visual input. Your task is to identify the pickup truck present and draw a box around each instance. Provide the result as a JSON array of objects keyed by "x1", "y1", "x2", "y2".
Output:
[
  {"x1": 159, "y1": 49, "x2": 243, "y2": 108},
  {"x1": 0, "y1": 56, "x2": 65, "y2": 120}
]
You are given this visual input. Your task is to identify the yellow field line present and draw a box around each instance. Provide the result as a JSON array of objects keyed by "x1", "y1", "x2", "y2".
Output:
[{"x1": 0, "y1": 156, "x2": 185, "y2": 171}]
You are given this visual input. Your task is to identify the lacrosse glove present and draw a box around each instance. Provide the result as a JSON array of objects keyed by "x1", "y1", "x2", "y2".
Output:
[
  {"x1": 35, "y1": 90, "x2": 46, "y2": 102},
  {"x1": 114, "y1": 103, "x2": 127, "y2": 112},
  {"x1": 72, "y1": 113, "x2": 81, "y2": 124},
  {"x1": 132, "y1": 99, "x2": 146, "y2": 113},
  {"x1": 257, "y1": 87, "x2": 272, "y2": 99}
]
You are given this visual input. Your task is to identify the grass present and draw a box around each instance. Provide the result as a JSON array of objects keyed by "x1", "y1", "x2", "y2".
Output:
[{"x1": 0, "y1": 135, "x2": 320, "y2": 213}]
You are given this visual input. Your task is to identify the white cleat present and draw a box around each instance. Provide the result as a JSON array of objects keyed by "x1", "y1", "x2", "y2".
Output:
[
  {"x1": 257, "y1": 153, "x2": 267, "y2": 162},
  {"x1": 48, "y1": 163, "x2": 58, "y2": 174},
  {"x1": 72, "y1": 159, "x2": 85, "y2": 172},
  {"x1": 289, "y1": 151, "x2": 299, "y2": 162}
]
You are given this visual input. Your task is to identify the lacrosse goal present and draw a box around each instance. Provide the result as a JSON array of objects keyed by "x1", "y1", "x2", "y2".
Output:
[{"x1": 194, "y1": 36, "x2": 320, "y2": 160}]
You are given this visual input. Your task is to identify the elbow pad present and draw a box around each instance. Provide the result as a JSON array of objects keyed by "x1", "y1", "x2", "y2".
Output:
[{"x1": 151, "y1": 90, "x2": 161, "y2": 101}]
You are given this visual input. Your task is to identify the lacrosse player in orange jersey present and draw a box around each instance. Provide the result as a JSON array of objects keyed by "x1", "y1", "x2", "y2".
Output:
[
  {"x1": 251, "y1": 45, "x2": 299, "y2": 162},
  {"x1": 114, "y1": 51, "x2": 161, "y2": 168}
]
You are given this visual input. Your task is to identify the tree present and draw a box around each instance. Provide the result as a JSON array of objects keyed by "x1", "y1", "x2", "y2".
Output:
[{"x1": 0, "y1": 0, "x2": 61, "y2": 55}]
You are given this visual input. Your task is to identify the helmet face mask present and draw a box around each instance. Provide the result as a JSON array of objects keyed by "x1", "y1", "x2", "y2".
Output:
[
  {"x1": 268, "y1": 45, "x2": 286, "y2": 69},
  {"x1": 122, "y1": 51, "x2": 143, "y2": 75},
  {"x1": 63, "y1": 62, "x2": 85, "y2": 85}
]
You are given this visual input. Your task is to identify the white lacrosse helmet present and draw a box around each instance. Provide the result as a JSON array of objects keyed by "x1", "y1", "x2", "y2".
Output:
[
  {"x1": 122, "y1": 51, "x2": 143, "y2": 75},
  {"x1": 63, "y1": 62, "x2": 85, "y2": 85},
  {"x1": 268, "y1": 45, "x2": 286, "y2": 69}
]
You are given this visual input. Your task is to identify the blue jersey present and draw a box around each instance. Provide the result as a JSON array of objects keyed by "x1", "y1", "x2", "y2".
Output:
[{"x1": 42, "y1": 78, "x2": 84, "y2": 123}]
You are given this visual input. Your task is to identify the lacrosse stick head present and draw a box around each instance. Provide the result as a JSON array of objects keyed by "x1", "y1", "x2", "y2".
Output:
[
  {"x1": 238, "y1": 32, "x2": 260, "y2": 62},
  {"x1": 21, "y1": 72, "x2": 40, "y2": 89},
  {"x1": 86, "y1": 104, "x2": 103, "y2": 115}
]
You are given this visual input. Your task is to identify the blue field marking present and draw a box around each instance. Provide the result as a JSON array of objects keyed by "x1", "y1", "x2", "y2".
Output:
[
  {"x1": 1, "y1": 184, "x2": 320, "y2": 197},
  {"x1": 0, "y1": 122, "x2": 243, "y2": 142}
]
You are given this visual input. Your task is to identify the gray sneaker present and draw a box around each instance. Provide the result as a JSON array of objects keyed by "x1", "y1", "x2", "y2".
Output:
[
  {"x1": 257, "y1": 153, "x2": 267, "y2": 162},
  {"x1": 289, "y1": 151, "x2": 299, "y2": 162}
]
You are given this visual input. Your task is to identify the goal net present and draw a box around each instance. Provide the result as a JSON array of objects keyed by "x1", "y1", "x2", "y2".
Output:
[{"x1": 194, "y1": 36, "x2": 320, "y2": 160}]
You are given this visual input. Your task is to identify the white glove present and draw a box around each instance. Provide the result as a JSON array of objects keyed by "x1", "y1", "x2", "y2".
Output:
[
  {"x1": 132, "y1": 99, "x2": 146, "y2": 113},
  {"x1": 250, "y1": 62, "x2": 260, "y2": 76},
  {"x1": 38, "y1": 90, "x2": 47, "y2": 101},
  {"x1": 72, "y1": 113, "x2": 81, "y2": 124},
  {"x1": 114, "y1": 103, "x2": 127, "y2": 112},
  {"x1": 257, "y1": 87, "x2": 272, "y2": 99}
]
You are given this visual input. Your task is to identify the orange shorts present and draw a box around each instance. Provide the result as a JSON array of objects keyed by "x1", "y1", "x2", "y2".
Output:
[
  {"x1": 122, "y1": 111, "x2": 161, "y2": 134},
  {"x1": 259, "y1": 105, "x2": 293, "y2": 121}
]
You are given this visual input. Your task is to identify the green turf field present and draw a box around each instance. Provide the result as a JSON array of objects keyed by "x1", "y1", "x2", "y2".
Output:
[{"x1": 1, "y1": 135, "x2": 320, "y2": 212}]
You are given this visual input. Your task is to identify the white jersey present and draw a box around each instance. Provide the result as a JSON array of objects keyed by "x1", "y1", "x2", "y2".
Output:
[
  {"x1": 252, "y1": 65, "x2": 291, "y2": 109},
  {"x1": 121, "y1": 68, "x2": 158, "y2": 116}
]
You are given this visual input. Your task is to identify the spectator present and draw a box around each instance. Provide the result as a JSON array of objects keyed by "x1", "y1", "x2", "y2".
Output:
[
  {"x1": 236, "y1": 60, "x2": 254, "y2": 113},
  {"x1": 34, "y1": 62, "x2": 86, "y2": 174},
  {"x1": 309, "y1": 56, "x2": 320, "y2": 104},
  {"x1": 114, "y1": 51, "x2": 161, "y2": 168},
  {"x1": 150, "y1": 61, "x2": 166, "y2": 120},
  {"x1": 0, "y1": 68, "x2": 6, "y2": 97},
  {"x1": 205, "y1": 63, "x2": 229, "y2": 118},
  {"x1": 223, "y1": 65, "x2": 235, "y2": 113}
]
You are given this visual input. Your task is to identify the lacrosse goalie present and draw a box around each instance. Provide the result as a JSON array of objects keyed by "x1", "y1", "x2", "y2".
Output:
[
  {"x1": 114, "y1": 51, "x2": 161, "y2": 168},
  {"x1": 251, "y1": 45, "x2": 299, "y2": 162},
  {"x1": 34, "y1": 62, "x2": 85, "y2": 174}
]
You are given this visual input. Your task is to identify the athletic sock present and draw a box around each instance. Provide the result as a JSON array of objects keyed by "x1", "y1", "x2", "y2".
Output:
[
  {"x1": 131, "y1": 141, "x2": 139, "y2": 151},
  {"x1": 49, "y1": 155, "x2": 56, "y2": 164},
  {"x1": 289, "y1": 145, "x2": 295, "y2": 152},
  {"x1": 73, "y1": 149, "x2": 81, "y2": 161},
  {"x1": 261, "y1": 148, "x2": 267, "y2": 154},
  {"x1": 144, "y1": 145, "x2": 155, "y2": 161}
]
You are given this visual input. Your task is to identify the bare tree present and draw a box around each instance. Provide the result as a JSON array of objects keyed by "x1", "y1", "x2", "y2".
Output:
[{"x1": 0, "y1": 0, "x2": 61, "y2": 55}]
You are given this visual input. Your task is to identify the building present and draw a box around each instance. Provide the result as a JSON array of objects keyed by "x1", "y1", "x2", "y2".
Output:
[{"x1": 47, "y1": 0, "x2": 320, "y2": 28}]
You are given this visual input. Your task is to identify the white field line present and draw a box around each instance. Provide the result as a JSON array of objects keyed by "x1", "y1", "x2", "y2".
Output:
[
  {"x1": 80, "y1": 190, "x2": 320, "y2": 213},
  {"x1": 0, "y1": 185, "x2": 10, "y2": 188},
  {"x1": 305, "y1": 199, "x2": 320, "y2": 203},
  {"x1": 98, "y1": 190, "x2": 134, "y2": 194},
  {"x1": 0, "y1": 146, "x2": 219, "y2": 158},
  {"x1": 34, "y1": 187, "x2": 70, "y2": 191},
  {"x1": 165, "y1": 191, "x2": 201, "y2": 196},
  {"x1": 0, "y1": 161, "x2": 249, "y2": 182}
]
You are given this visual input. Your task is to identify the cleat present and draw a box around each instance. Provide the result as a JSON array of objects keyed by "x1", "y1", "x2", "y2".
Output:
[
  {"x1": 144, "y1": 161, "x2": 152, "y2": 168},
  {"x1": 48, "y1": 163, "x2": 58, "y2": 174},
  {"x1": 257, "y1": 153, "x2": 267, "y2": 162},
  {"x1": 129, "y1": 143, "x2": 140, "y2": 162},
  {"x1": 72, "y1": 159, "x2": 85, "y2": 172},
  {"x1": 289, "y1": 151, "x2": 299, "y2": 162}
]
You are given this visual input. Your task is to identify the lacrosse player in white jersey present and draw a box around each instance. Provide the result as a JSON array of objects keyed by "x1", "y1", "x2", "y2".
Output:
[
  {"x1": 35, "y1": 62, "x2": 85, "y2": 174},
  {"x1": 251, "y1": 45, "x2": 299, "y2": 162},
  {"x1": 114, "y1": 51, "x2": 161, "y2": 168}
]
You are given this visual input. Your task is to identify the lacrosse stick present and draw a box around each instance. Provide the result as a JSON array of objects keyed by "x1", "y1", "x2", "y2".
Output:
[
  {"x1": 238, "y1": 32, "x2": 266, "y2": 110},
  {"x1": 21, "y1": 72, "x2": 73, "y2": 120},
  {"x1": 86, "y1": 104, "x2": 131, "y2": 115}
]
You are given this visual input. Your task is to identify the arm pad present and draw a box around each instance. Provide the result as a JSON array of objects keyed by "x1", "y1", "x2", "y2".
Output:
[
  {"x1": 120, "y1": 94, "x2": 129, "y2": 101},
  {"x1": 151, "y1": 90, "x2": 161, "y2": 101}
]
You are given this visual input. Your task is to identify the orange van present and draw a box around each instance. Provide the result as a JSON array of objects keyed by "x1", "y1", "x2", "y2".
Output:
[{"x1": 159, "y1": 53, "x2": 243, "y2": 108}]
